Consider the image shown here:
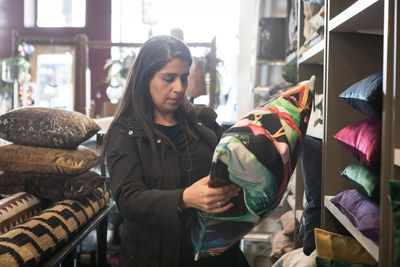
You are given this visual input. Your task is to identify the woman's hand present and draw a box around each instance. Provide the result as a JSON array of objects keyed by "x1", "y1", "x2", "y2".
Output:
[{"x1": 182, "y1": 176, "x2": 241, "y2": 213}]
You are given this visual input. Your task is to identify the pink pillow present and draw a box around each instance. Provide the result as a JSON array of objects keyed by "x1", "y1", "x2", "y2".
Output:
[{"x1": 333, "y1": 118, "x2": 381, "y2": 167}]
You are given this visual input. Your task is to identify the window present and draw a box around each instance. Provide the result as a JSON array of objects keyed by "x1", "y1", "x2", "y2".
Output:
[{"x1": 36, "y1": 0, "x2": 86, "y2": 27}]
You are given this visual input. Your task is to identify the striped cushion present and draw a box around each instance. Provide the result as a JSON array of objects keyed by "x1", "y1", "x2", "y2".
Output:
[
  {"x1": 0, "y1": 186, "x2": 109, "y2": 266},
  {"x1": 0, "y1": 192, "x2": 42, "y2": 235}
]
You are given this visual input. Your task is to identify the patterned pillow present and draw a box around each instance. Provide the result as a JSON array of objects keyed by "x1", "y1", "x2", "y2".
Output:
[
  {"x1": 0, "y1": 144, "x2": 100, "y2": 175},
  {"x1": 0, "y1": 107, "x2": 100, "y2": 149},
  {"x1": 0, "y1": 171, "x2": 106, "y2": 201},
  {"x1": 0, "y1": 192, "x2": 42, "y2": 234},
  {"x1": 0, "y1": 186, "x2": 109, "y2": 266},
  {"x1": 192, "y1": 76, "x2": 315, "y2": 259}
]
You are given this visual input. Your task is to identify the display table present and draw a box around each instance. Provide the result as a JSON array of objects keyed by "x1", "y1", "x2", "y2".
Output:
[{"x1": 41, "y1": 203, "x2": 115, "y2": 267}]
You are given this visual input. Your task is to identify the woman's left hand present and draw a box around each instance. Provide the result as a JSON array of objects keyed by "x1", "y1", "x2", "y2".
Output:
[{"x1": 182, "y1": 176, "x2": 241, "y2": 213}]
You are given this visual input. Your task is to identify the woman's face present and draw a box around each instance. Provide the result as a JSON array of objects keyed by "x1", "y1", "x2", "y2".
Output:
[{"x1": 149, "y1": 58, "x2": 190, "y2": 118}]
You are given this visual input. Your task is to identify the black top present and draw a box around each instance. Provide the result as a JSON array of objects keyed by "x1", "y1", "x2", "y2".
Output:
[{"x1": 156, "y1": 123, "x2": 214, "y2": 266}]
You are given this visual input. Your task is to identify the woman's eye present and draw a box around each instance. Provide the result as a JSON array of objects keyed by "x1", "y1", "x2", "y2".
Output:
[{"x1": 164, "y1": 78, "x2": 174, "y2": 83}]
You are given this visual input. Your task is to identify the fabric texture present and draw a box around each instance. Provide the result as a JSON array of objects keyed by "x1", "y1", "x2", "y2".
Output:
[
  {"x1": 389, "y1": 180, "x2": 400, "y2": 267},
  {"x1": 192, "y1": 77, "x2": 315, "y2": 259},
  {"x1": 0, "y1": 144, "x2": 100, "y2": 175},
  {"x1": 0, "y1": 186, "x2": 109, "y2": 267},
  {"x1": 314, "y1": 228, "x2": 377, "y2": 265},
  {"x1": 0, "y1": 171, "x2": 105, "y2": 201},
  {"x1": 272, "y1": 247, "x2": 317, "y2": 267},
  {"x1": 330, "y1": 190, "x2": 380, "y2": 243},
  {"x1": 340, "y1": 163, "x2": 380, "y2": 202},
  {"x1": 0, "y1": 107, "x2": 100, "y2": 149},
  {"x1": 269, "y1": 229, "x2": 295, "y2": 263},
  {"x1": 279, "y1": 210, "x2": 295, "y2": 235},
  {"x1": 299, "y1": 135, "x2": 322, "y2": 255},
  {"x1": 339, "y1": 71, "x2": 382, "y2": 120},
  {"x1": 0, "y1": 192, "x2": 42, "y2": 235},
  {"x1": 316, "y1": 256, "x2": 377, "y2": 267},
  {"x1": 333, "y1": 118, "x2": 381, "y2": 167}
]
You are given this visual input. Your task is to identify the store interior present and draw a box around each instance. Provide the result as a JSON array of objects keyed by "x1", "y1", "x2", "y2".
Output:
[{"x1": 0, "y1": 0, "x2": 398, "y2": 266}]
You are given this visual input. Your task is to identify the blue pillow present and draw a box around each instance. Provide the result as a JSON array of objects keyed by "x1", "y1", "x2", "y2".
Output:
[{"x1": 339, "y1": 71, "x2": 382, "y2": 120}]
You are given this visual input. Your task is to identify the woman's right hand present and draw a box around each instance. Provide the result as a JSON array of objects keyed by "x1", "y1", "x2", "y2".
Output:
[{"x1": 182, "y1": 176, "x2": 241, "y2": 213}]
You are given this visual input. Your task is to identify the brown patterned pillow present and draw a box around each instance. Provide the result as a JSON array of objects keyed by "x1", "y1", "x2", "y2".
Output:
[
  {"x1": 0, "y1": 107, "x2": 100, "y2": 149},
  {"x1": 0, "y1": 192, "x2": 42, "y2": 234},
  {"x1": 0, "y1": 187, "x2": 109, "y2": 266},
  {"x1": 0, "y1": 144, "x2": 100, "y2": 175},
  {"x1": 0, "y1": 171, "x2": 105, "y2": 201}
]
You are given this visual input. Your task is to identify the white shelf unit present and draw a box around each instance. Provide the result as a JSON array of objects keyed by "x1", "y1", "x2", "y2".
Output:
[{"x1": 321, "y1": 0, "x2": 397, "y2": 266}]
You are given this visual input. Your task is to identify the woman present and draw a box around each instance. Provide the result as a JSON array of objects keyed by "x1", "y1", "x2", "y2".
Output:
[{"x1": 104, "y1": 35, "x2": 249, "y2": 267}]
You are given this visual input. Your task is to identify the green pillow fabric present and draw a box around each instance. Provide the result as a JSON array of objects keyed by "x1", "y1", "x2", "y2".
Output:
[
  {"x1": 340, "y1": 163, "x2": 380, "y2": 202},
  {"x1": 389, "y1": 180, "x2": 400, "y2": 267},
  {"x1": 316, "y1": 257, "x2": 378, "y2": 267}
]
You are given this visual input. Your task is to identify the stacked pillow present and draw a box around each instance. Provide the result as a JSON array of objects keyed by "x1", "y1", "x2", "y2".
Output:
[
  {"x1": 331, "y1": 71, "x2": 382, "y2": 242},
  {"x1": 0, "y1": 107, "x2": 104, "y2": 201}
]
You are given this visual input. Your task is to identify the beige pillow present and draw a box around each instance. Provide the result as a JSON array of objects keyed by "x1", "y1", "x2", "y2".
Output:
[{"x1": 0, "y1": 144, "x2": 100, "y2": 175}]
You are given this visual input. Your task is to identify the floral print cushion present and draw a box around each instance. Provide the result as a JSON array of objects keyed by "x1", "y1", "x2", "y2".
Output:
[{"x1": 192, "y1": 76, "x2": 316, "y2": 260}]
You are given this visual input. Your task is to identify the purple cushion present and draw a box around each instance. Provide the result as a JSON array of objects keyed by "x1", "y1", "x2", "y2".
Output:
[
  {"x1": 333, "y1": 118, "x2": 381, "y2": 167},
  {"x1": 330, "y1": 189, "x2": 379, "y2": 242}
]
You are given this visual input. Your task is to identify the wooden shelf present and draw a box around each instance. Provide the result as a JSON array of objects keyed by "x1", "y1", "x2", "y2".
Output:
[
  {"x1": 329, "y1": 0, "x2": 384, "y2": 33},
  {"x1": 298, "y1": 39, "x2": 324, "y2": 65},
  {"x1": 394, "y1": 148, "x2": 400, "y2": 167},
  {"x1": 325, "y1": 196, "x2": 379, "y2": 261}
]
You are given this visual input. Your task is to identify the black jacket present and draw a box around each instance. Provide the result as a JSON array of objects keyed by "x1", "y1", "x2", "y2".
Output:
[{"x1": 106, "y1": 106, "x2": 221, "y2": 267}]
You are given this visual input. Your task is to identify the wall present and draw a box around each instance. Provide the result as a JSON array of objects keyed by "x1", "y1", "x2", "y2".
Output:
[
  {"x1": 0, "y1": 0, "x2": 111, "y2": 116},
  {"x1": 236, "y1": 0, "x2": 259, "y2": 119}
]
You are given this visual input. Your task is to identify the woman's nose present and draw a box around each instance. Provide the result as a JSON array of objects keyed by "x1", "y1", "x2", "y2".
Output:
[{"x1": 173, "y1": 78, "x2": 186, "y2": 93}]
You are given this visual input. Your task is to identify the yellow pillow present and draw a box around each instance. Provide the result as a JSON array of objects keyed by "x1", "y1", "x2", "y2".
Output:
[
  {"x1": 0, "y1": 144, "x2": 100, "y2": 175},
  {"x1": 314, "y1": 228, "x2": 377, "y2": 265}
]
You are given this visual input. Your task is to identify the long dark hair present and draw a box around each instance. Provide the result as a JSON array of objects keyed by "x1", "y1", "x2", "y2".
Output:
[{"x1": 103, "y1": 35, "x2": 196, "y2": 155}]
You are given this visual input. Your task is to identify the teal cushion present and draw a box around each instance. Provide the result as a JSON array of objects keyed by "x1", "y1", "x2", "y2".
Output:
[{"x1": 341, "y1": 163, "x2": 380, "y2": 202}]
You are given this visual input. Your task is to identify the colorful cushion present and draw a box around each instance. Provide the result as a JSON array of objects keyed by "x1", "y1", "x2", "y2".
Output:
[
  {"x1": 341, "y1": 163, "x2": 380, "y2": 202},
  {"x1": 333, "y1": 118, "x2": 381, "y2": 167},
  {"x1": 0, "y1": 186, "x2": 109, "y2": 266},
  {"x1": 0, "y1": 107, "x2": 100, "y2": 149},
  {"x1": 192, "y1": 76, "x2": 315, "y2": 259},
  {"x1": 339, "y1": 71, "x2": 382, "y2": 120},
  {"x1": 0, "y1": 144, "x2": 100, "y2": 175},
  {"x1": 330, "y1": 190, "x2": 380, "y2": 243},
  {"x1": 314, "y1": 228, "x2": 377, "y2": 265},
  {"x1": 0, "y1": 192, "x2": 42, "y2": 234},
  {"x1": 389, "y1": 180, "x2": 400, "y2": 267},
  {"x1": 316, "y1": 257, "x2": 378, "y2": 267},
  {"x1": 0, "y1": 171, "x2": 105, "y2": 201}
]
